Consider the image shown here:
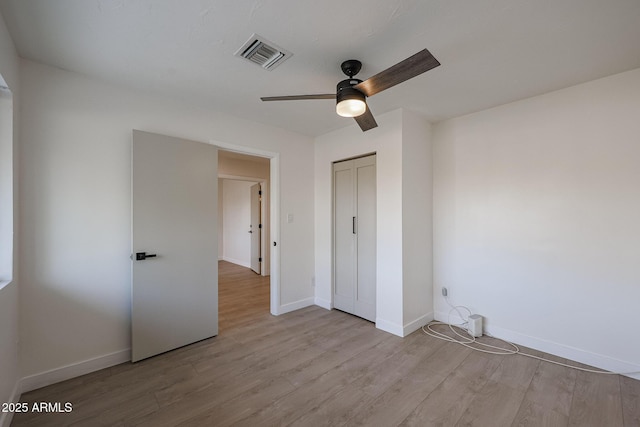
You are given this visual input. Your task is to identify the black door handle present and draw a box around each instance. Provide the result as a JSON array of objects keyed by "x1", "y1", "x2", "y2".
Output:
[{"x1": 135, "y1": 252, "x2": 157, "y2": 261}]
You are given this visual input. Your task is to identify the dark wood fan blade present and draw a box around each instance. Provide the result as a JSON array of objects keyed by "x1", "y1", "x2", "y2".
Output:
[
  {"x1": 354, "y1": 106, "x2": 378, "y2": 132},
  {"x1": 261, "y1": 94, "x2": 335, "y2": 101},
  {"x1": 354, "y1": 49, "x2": 440, "y2": 97}
]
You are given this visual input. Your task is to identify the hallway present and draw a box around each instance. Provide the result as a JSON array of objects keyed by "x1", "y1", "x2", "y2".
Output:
[{"x1": 218, "y1": 260, "x2": 270, "y2": 333}]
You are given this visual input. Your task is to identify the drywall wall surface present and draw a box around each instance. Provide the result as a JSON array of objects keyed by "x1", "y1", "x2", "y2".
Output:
[
  {"x1": 218, "y1": 155, "x2": 269, "y2": 179},
  {"x1": 0, "y1": 9, "x2": 20, "y2": 426},
  {"x1": 314, "y1": 110, "x2": 405, "y2": 333},
  {"x1": 401, "y1": 111, "x2": 433, "y2": 330},
  {"x1": 222, "y1": 179, "x2": 253, "y2": 267},
  {"x1": 0, "y1": 282, "x2": 18, "y2": 426},
  {"x1": 433, "y1": 68, "x2": 640, "y2": 375},
  {"x1": 18, "y1": 59, "x2": 314, "y2": 379}
]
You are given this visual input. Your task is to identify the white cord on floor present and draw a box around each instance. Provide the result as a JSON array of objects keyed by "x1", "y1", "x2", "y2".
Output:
[{"x1": 423, "y1": 306, "x2": 639, "y2": 376}]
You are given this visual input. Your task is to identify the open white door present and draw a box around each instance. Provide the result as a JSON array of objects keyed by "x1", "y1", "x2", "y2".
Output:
[
  {"x1": 250, "y1": 183, "x2": 261, "y2": 274},
  {"x1": 131, "y1": 130, "x2": 218, "y2": 362}
]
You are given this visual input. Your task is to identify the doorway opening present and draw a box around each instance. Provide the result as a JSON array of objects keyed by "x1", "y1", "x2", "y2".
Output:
[{"x1": 217, "y1": 149, "x2": 275, "y2": 332}]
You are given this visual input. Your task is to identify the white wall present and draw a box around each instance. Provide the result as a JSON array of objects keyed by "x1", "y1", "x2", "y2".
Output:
[
  {"x1": 315, "y1": 110, "x2": 403, "y2": 331},
  {"x1": 222, "y1": 179, "x2": 253, "y2": 267},
  {"x1": 0, "y1": 9, "x2": 20, "y2": 427},
  {"x1": 401, "y1": 111, "x2": 433, "y2": 329},
  {"x1": 314, "y1": 109, "x2": 434, "y2": 336},
  {"x1": 18, "y1": 59, "x2": 315, "y2": 383},
  {"x1": 219, "y1": 155, "x2": 270, "y2": 179},
  {"x1": 433, "y1": 68, "x2": 640, "y2": 377}
]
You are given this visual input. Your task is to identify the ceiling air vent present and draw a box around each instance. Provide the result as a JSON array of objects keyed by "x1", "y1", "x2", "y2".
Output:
[{"x1": 235, "y1": 34, "x2": 292, "y2": 70}]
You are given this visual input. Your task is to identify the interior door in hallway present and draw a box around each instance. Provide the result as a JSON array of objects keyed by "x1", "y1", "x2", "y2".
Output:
[
  {"x1": 250, "y1": 182, "x2": 261, "y2": 274},
  {"x1": 131, "y1": 130, "x2": 218, "y2": 362},
  {"x1": 333, "y1": 154, "x2": 376, "y2": 322}
]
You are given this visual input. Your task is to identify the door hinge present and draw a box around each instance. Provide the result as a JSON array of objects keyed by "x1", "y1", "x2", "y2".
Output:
[
  {"x1": 259, "y1": 257, "x2": 262, "y2": 262},
  {"x1": 259, "y1": 223, "x2": 262, "y2": 229},
  {"x1": 258, "y1": 190, "x2": 262, "y2": 195}
]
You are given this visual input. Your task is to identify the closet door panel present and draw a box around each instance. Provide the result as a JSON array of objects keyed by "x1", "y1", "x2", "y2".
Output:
[
  {"x1": 354, "y1": 157, "x2": 376, "y2": 322},
  {"x1": 333, "y1": 162, "x2": 355, "y2": 313}
]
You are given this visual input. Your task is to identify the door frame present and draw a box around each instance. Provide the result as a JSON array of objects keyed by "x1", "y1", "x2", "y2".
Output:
[{"x1": 213, "y1": 140, "x2": 281, "y2": 316}]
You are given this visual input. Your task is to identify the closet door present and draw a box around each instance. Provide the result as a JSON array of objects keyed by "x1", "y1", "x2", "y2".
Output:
[
  {"x1": 333, "y1": 154, "x2": 376, "y2": 322},
  {"x1": 333, "y1": 161, "x2": 356, "y2": 315},
  {"x1": 354, "y1": 155, "x2": 376, "y2": 321}
]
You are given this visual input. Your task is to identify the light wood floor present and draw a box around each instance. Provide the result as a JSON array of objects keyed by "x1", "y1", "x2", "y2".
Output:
[
  {"x1": 12, "y1": 261, "x2": 640, "y2": 426},
  {"x1": 218, "y1": 260, "x2": 270, "y2": 333}
]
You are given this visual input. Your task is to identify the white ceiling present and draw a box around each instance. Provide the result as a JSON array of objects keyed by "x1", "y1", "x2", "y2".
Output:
[{"x1": 2, "y1": 0, "x2": 640, "y2": 137}]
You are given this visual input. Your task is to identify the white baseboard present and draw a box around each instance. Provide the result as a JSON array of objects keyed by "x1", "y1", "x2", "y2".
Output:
[
  {"x1": 0, "y1": 382, "x2": 20, "y2": 427},
  {"x1": 375, "y1": 318, "x2": 404, "y2": 337},
  {"x1": 222, "y1": 256, "x2": 250, "y2": 269},
  {"x1": 434, "y1": 310, "x2": 466, "y2": 326},
  {"x1": 376, "y1": 312, "x2": 435, "y2": 337},
  {"x1": 403, "y1": 312, "x2": 434, "y2": 337},
  {"x1": 19, "y1": 349, "x2": 131, "y2": 394},
  {"x1": 314, "y1": 297, "x2": 332, "y2": 310},
  {"x1": 435, "y1": 311, "x2": 640, "y2": 380},
  {"x1": 276, "y1": 297, "x2": 315, "y2": 315}
]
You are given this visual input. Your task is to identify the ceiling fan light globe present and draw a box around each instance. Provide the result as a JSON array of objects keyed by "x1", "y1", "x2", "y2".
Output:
[{"x1": 336, "y1": 99, "x2": 367, "y2": 117}]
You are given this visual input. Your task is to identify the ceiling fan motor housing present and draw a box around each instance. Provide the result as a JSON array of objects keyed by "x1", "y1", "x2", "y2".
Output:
[
  {"x1": 337, "y1": 78, "x2": 363, "y2": 94},
  {"x1": 336, "y1": 78, "x2": 366, "y2": 117}
]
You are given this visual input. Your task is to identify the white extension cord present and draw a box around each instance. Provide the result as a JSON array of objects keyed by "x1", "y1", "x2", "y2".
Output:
[{"x1": 423, "y1": 297, "x2": 638, "y2": 376}]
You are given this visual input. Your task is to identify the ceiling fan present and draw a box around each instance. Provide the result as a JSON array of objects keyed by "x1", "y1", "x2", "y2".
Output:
[{"x1": 261, "y1": 48, "x2": 440, "y2": 132}]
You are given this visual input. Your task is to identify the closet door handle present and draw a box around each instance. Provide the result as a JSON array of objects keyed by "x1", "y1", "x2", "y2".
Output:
[
  {"x1": 135, "y1": 252, "x2": 157, "y2": 261},
  {"x1": 352, "y1": 216, "x2": 356, "y2": 234}
]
